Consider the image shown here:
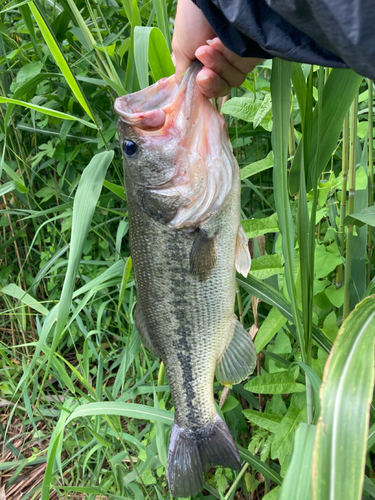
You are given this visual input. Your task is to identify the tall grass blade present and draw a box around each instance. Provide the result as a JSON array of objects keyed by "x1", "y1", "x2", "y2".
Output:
[
  {"x1": 278, "y1": 423, "x2": 314, "y2": 500},
  {"x1": 237, "y1": 275, "x2": 332, "y2": 353},
  {"x1": 289, "y1": 70, "x2": 363, "y2": 194},
  {"x1": 153, "y1": 0, "x2": 171, "y2": 51},
  {"x1": 313, "y1": 296, "x2": 375, "y2": 500},
  {"x1": 343, "y1": 95, "x2": 358, "y2": 319},
  {"x1": 34, "y1": 152, "x2": 113, "y2": 401},
  {"x1": 271, "y1": 58, "x2": 306, "y2": 360},
  {"x1": 29, "y1": 1, "x2": 95, "y2": 122},
  {"x1": 368, "y1": 80, "x2": 374, "y2": 284},
  {"x1": 0, "y1": 97, "x2": 97, "y2": 128},
  {"x1": 134, "y1": 26, "x2": 174, "y2": 89},
  {"x1": 124, "y1": 0, "x2": 141, "y2": 93}
]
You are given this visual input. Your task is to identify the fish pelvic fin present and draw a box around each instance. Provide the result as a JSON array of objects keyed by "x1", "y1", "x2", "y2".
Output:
[
  {"x1": 216, "y1": 316, "x2": 257, "y2": 386},
  {"x1": 190, "y1": 229, "x2": 217, "y2": 281},
  {"x1": 235, "y1": 224, "x2": 251, "y2": 277},
  {"x1": 135, "y1": 305, "x2": 159, "y2": 356},
  {"x1": 167, "y1": 416, "x2": 240, "y2": 498}
]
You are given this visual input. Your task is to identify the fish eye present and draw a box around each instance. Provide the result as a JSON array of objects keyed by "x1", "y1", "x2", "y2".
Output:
[{"x1": 122, "y1": 139, "x2": 138, "y2": 157}]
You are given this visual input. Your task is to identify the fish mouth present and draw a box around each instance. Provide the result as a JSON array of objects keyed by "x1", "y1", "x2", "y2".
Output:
[{"x1": 114, "y1": 62, "x2": 203, "y2": 132}]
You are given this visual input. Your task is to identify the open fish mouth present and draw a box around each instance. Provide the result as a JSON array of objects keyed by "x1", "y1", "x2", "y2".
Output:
[
  {"x1": 114, "y1": 62, "x2": 200, "y2": 131},
  {"x1": 115, "y1": 62, "x2": 237, "y2": 229}
]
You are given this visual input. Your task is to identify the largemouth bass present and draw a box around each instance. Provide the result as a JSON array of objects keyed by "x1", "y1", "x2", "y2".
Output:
[{"x1": 115, "y1": 62, "x2": 256, "y2": 498}]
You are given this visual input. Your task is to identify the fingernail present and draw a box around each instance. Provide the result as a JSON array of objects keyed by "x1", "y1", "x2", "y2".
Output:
[
  {"x1": 206, "y1": 37, "x2": 220, "y2": 45},
  {"x1": 197, "y1": 74, "x2": 212, "y2": 89},
  {"x1": 195, "y1": 49, "x2": 213, "y2": 67}
]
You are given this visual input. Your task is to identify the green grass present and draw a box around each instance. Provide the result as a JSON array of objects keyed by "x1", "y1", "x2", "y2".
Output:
[{"x1": 1, "y1": 1, "x2": 375, "y2": 499}]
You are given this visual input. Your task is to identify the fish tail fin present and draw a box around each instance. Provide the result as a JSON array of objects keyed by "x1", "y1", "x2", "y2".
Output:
[{"x1": 167, "y1": 416, "x2": 240, "y2": 498}]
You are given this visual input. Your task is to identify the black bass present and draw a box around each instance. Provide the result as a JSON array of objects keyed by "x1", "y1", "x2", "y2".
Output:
[{"x1": 115, "y1": 62, "x2": 256, "y2": 498}]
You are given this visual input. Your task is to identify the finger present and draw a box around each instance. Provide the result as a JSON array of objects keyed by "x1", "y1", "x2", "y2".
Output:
[
  {"x1": 173, "y1": 49, "x2": 194, "y2": 83},
  {"x1": 206, "y1": 37, "x2": 262, "y2": 75},
  {"x1": 195, "y1": 45, "x2": 247, "y2": 88},
  {"x1": 196, "y1": 67, "x2": 231, "y2": 98},
  {"x1": 172, "y1": 0, "x2": 215, "y2": 83}
]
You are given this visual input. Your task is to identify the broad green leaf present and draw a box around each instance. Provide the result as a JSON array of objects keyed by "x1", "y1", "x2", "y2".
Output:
[
  {"x1": 221, "y1": 395, "x2": 240, "y2": 413},
  {"x1": 347, "y1": 205, "x2": 375, "y2": 227},
  {"x1": 271, "y1": 393, "x2": 307, "y2": 462},
  {"x1": 242, "y1": 409, "x2": 282, "y2": 433},
  {"x1": 290, "y1": 69, "x2": 362, "y2": 193},
  {"x1": 253, "y1": 93, "x2": 272, "y2": 129},
  {"x1": 255, "y1": 306, "x2": 287, "y2": 352},
  {"x1": 335, "y1": 165, "x2": 368, "y2": 192},
  {"x1": 134, "y1": 26, "x2": 174, "y2": 89},
  {"x1": 241, "y1": 213, "x2": 279, "y2": 238},
  {"x1": 322, "y1": 310, "x2": 339, "y2": 342},
  {"x1": 1, "y1": 284, "x2": 49, "y2": 315},
  {"x1": 244, "y1": 369, "x2": 306, "y2": 394},
  {"x1": 240, "y1": 151, "x2": 274, "y2": 180},
  {"x1": 278, "y1": 423, "x2": 314, "y2": 500},
  {"x1": 313, "y1": 296, "x2": 375, "y2": 500},
  {"x1": 0, "y1": 97, "x2": 97, "y2": 129},
  {"x1": 250, "y1": 253, "x2": 284, "y2": 280},
  {"x1": 324, "y1": 285, "x2": 345, "y2": 308},
  {"x1": 314, "y1": 244, "x2": 342, "y2": 279},
  {"x1": 11, "y1": 61, "x2": 43, "y2": 91},
  {"x1": 221, "y1": 97, "x2": 256, "y2": 122}
]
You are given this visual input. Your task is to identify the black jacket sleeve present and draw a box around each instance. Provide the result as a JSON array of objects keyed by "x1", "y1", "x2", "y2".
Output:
[{"x1": 192, "y1": 0, "x2": 375, "y2": 80}]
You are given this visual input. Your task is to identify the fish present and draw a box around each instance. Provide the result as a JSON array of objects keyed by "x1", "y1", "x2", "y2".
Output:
[{"x1": 114, "y1": 62, "x2": 256, "y2": 498}]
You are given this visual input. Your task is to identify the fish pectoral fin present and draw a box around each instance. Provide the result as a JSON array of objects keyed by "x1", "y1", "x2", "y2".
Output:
[
  {"x1": 190, "y1": 229, "x2": 217, "y2": 281},
  {"x1": 216, "y1": 316, "x2": 257, "y2": 386},
  {"x1": 235, "y1": 224, "x2": 251, "y2": 277},
  {"x1": 135, "y1": 305, "x2": 159, "y2": 356},
  {"x1": 167, "y1": 416, "x2": 240, "y2": 498}
]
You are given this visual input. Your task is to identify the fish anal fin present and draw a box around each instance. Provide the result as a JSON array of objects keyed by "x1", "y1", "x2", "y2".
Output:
[
  {"x1": 168, "y1": 416, "x2": 240, "y2": 498},
  {"x1": 190, "y1": 229, "x2": 217, "y2": 281},
  {"x1": 135, "y1": 305, "x2": 159, "y2": 356},
  {"x1": 216, "y1": 316, "x2": 257, "y2": 386},
  {"x1": 236, "y1": 224, "x2": 251, "y2": 277}
]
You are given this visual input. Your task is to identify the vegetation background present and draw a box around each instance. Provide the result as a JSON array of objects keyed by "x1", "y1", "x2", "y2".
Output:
[{"x1": 0, "y1": 1, "x2": 375, "y2": 499}]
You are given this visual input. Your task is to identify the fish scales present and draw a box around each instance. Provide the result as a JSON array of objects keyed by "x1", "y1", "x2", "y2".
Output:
[
  {"x1": 126, "y1": 167, "x2": 239, "y2": 427},
  {"x1": 115, "y1": 62, "x2": 256, "y2": 498}
]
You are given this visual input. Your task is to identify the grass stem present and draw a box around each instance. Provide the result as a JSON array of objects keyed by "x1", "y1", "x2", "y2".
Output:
[
  {"x1": 343, "y1": 95, "x2": 358, "y2": 319},
  {"x1": 224, "y1": 461, "x2": 249, "y2": 500},
  {"x1": 367, "y1": 80, "x2": 374, "y2": 285},
  {"x1": 337, "y1": 112, "x2": 350, "y2": 288}
]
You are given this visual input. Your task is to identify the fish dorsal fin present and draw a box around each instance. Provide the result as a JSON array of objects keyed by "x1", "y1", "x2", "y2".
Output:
[
  {"x1": 235, "y1": 225, "x2": 251, "y2": 277},
  {"x1": 190, "y1": 229, "x2": 217, "y2": 281},
  {"x1": 216, "y1": 316, "x2": 256, "y2": 386}
]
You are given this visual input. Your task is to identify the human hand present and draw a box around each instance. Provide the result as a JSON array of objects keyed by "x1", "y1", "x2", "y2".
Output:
[
  {"x1": 194, "y1": 38, "x2": 263, "y2": 98},
  {"x1": 172, "y1": 0, "x2": 263, "y2": 98}
]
